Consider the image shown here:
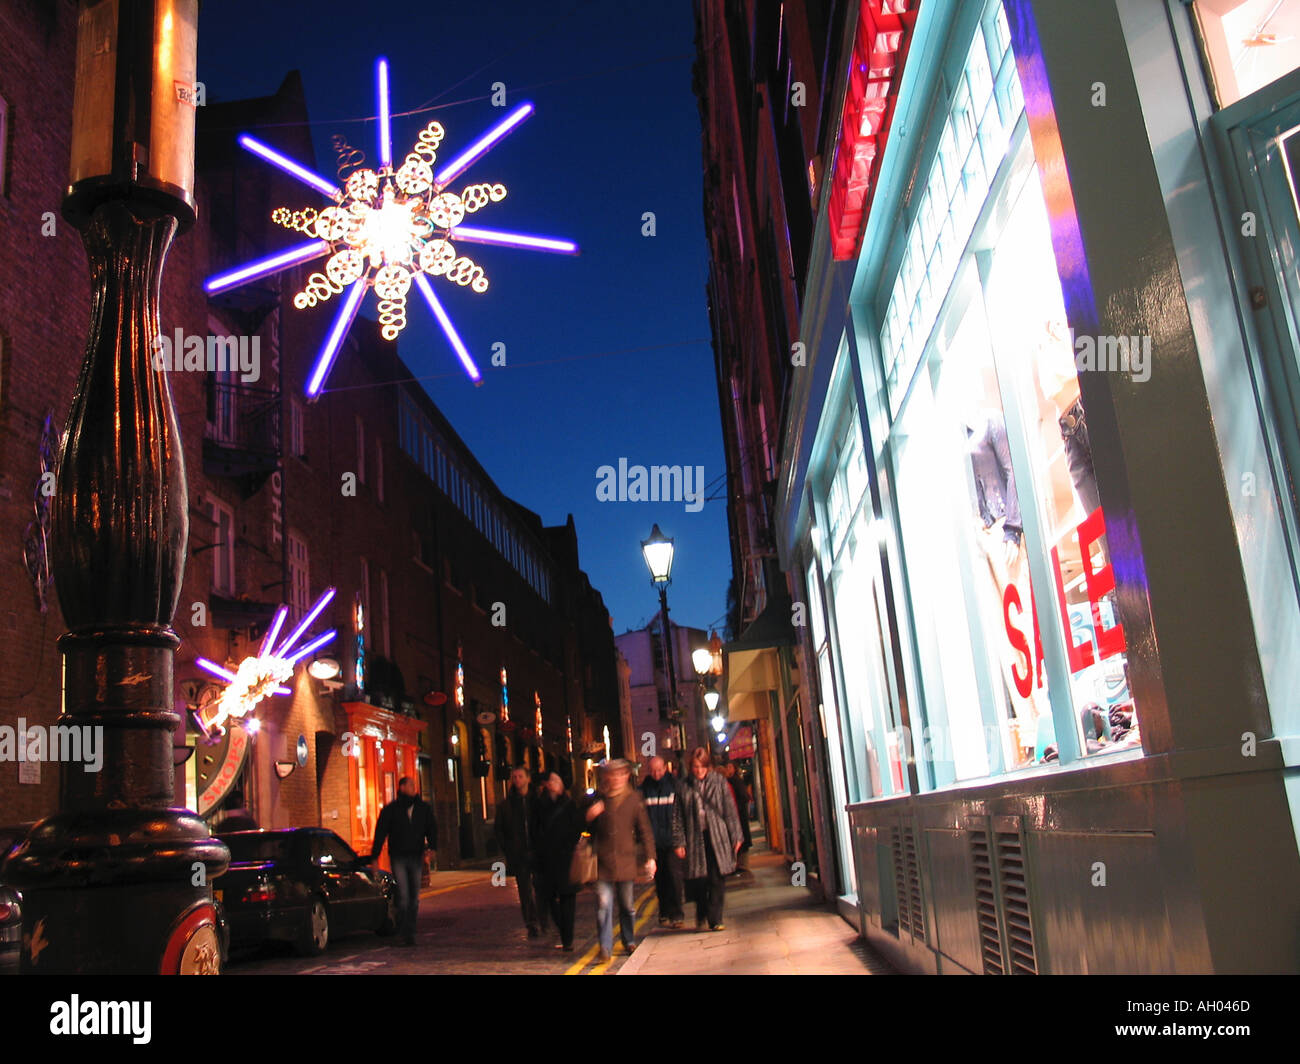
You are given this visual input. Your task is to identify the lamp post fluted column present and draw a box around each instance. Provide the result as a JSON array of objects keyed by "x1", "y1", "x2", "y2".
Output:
[{"x1": 2, "y1": 0, "x2": 228, "y2": 974}]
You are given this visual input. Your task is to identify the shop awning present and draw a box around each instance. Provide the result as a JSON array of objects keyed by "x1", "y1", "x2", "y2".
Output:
[{"x1": 723, "y1": 594, "x2": 794, "y2": 721}]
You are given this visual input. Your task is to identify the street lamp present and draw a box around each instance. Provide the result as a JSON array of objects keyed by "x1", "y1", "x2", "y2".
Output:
[
  {"x1": 641, "y1": 524, "x2": 684, "y2": 753},
  {"x1": 2, "y1": 0, "x2": 229, "y2": 975}
]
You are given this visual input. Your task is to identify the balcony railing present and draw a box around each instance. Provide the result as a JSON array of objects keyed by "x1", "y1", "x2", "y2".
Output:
[{"x1": 203, "y1": 383, "x2": 281, "y2": 483}]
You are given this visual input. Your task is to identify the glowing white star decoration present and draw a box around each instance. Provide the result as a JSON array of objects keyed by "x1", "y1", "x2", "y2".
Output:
[
  {"x1": 204, "y1": 58, "x2": 579, "y2": 399},
  {"x1": 195, "y1": 588, "x2": 338, "y2": 736}
]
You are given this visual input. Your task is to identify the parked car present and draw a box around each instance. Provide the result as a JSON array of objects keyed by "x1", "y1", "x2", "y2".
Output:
[
  {"x1": 0, "y1": 824, "x2": 35, "y2": 967},
  {"x1": 215, "y1": 828, "x2": 398, "y2": 956}
]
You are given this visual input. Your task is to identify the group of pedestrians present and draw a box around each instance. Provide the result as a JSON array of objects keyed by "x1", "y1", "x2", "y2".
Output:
[
  {"x1": 370, "y1": 752, "x2": 751, "y2": 959},
  {"x1": 492, "y1": 748, "x2": 749, "y2": 962}
]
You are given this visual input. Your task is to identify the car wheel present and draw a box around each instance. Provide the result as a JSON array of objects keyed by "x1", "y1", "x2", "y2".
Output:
[
  {"x1": 377, "y1": 888, "x2": 399, "y2": 936},
  {"x1": 297, "y1": 898, "x2": 329, "y2": 956}
]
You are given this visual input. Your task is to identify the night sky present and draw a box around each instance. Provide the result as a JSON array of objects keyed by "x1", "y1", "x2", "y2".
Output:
[{"x1": 197, "y1": 0, "x2": 730, "y2": 637}]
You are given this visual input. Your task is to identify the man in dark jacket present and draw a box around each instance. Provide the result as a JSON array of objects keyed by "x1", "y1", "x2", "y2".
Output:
[
  {"x1": 640, "y1": 755, "x2": 686, "y2": 927},
  {"x1": 371, "y1": 777, "x2": 438, "y2": 946},
  {"x1": 494, "y1": 765, "x2": 542, "y2": 937}
]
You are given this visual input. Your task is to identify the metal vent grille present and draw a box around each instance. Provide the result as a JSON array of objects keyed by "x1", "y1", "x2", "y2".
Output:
[
  {"x1": 891, "y1": 823, "x2": 926, "y2": 944},
  {"x1": 970, "y1": 830, "x2": 1005, "y2": 974},
  {"x1": 995, "y1": 828, "x2": 1038, "y2": 975}
]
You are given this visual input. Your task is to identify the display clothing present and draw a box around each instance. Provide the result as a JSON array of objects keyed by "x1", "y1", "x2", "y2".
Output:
[
  {"x1": 1058, "y1": 397, "x2": 1101, "y2": 516},
  {"x1": 967, "y1": 412, "x2": 1022, "y2": 544}
]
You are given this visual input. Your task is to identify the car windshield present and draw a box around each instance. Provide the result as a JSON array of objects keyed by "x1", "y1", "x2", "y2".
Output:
[{"x1": 221, "y1": 833, "x2": 295, "y2": 864}]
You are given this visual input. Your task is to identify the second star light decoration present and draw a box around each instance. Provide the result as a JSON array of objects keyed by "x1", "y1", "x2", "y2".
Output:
[{"x1": 205, "y1": 59, "x2": 579, "y2": 398}]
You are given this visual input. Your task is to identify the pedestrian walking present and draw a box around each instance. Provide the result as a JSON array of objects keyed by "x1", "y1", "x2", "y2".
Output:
[
  {"x1": 583, "y1": 758, "x2": 656, "y2": 962},
  {"x1": 531, "y1": 769, "x2": 582, "y2": 952},
  {"x1": 495, "y1": 764, "x2": 543, "y2": 937},
  {"x1": 682, "y1": 747, "x2": 742, "y2": 932},
  {"x1": 215, "y1": 789, "x2": 258, "y2": 832},
  {"x1": 370, "y1": 777, "x2": 438, "y2": 947},
  {"x1": 639, "y1": 755, "x2": 687, "y2": 928},
  {"x1": 722, "y1": 761, "x2": 753, "y2": 871}
]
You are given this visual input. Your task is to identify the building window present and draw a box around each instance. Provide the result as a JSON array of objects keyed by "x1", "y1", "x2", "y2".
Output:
[
  {"x1": 379, "y1": 568, "x2": 390, "y2": 658},
  {"x1": 375, "y1": 438, "x2": 384, "y2": 503},
  {"x1": 0, "y1": 96, "x2": 8, "y2": 198},
  {"x1": 355, "y1": 416, "x2": 366, "y2": 484},
  {"x1": 289, "y1": 398, "x2": 305, "y2": 460},
  {"x1": 845, "y1": 10, "x2": 1135, "y2": 796},
  {"x1": 1192, "y1": 0, "x2": 1300, "y2": 108},
  {"x1": 360, "y1": 557, "x2": 371, "y2": 649},
  {"x1": 209, "y1": 498, "x2": 235, "y2": 596},
  {"x1": 288, "y1": 531, "x2": 309, "y2": 621}
]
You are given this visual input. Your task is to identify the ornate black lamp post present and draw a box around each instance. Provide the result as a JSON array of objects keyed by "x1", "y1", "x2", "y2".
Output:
[
  {"x1": 641, "y1": 524, "x2": 686, "y2": 755},
  {"x1": 3, "y1": 0, "x2": 228, "y2": 973}
]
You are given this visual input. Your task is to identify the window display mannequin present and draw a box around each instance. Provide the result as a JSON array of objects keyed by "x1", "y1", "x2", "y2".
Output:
[
  {"x1": 961, "y1": 406, "x2": 1043, "y2": 765},
  {"x1": 966, "y1": 408, "x2": 1022, "y2": 569},
  {"x1": 1036, "y1": 317, "x2": 1101, "y2": 517}
]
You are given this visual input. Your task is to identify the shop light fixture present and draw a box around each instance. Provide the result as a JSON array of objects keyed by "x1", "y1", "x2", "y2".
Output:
[{"x1": 308, "y1": 657, "x2": 341, "y2": 680}]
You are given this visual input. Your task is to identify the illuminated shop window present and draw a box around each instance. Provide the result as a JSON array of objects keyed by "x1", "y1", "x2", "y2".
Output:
[
  {"x1": 842, "y1": 1, "x2": 1138, "y2": 795},
  {"x1": 1193, "y1": 0, "x2": 1300, "y2": 107},
  {"x1": 871, "y1": 35, "x2": 1133, "y2": 786}
]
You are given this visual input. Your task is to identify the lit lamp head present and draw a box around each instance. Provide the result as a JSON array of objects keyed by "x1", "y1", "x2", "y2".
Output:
[
  {"x1": 308, "y1": 657, "x2": 341, "y2": 680},
  {"x1": 641, "y1": 524, "x2": 675, "y2": 586},
  {"x1": 65, "y1": 0, "x2": 201, "y2": 229},
  {"x1": 704, "y1": 689, "x2": 721, "y2": 713},
  {"x1": 692, "y1": 647, "x2": 713, "y2": 677}
]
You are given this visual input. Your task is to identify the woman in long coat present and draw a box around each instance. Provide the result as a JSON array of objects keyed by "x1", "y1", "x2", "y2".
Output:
[
  {"x1": 681, "y1": 747, "x2": 743, "y2": 931},
  {"x1": 532, "y1": 769, "x2": 582, "y2": 951}
]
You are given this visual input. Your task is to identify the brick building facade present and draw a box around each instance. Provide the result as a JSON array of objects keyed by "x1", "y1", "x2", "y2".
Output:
[{"x1": 0, "y1": 3, "x2": 621, "y2": 869}]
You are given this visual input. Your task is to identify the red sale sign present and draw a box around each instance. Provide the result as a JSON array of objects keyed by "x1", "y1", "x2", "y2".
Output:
[{"x1": 1003, "y1": 507, "x2": 1125, "y2": 692}]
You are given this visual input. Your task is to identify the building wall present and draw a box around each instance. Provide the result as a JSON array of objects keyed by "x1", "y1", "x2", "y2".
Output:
[
  {"x1": 765, "y1": 0, "x2": 1300, "y2": 972},
  {"x1": 0, "y1": 0, "x2": 87, "y2": 823},
  {"x1": 0, "y1": 12, "x2": 621, "y2": 874}
]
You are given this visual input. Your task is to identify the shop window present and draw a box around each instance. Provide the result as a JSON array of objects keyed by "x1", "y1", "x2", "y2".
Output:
[
  {"x1": 1193, "y1": 0, "x2": 1300, "y2": 108},
  {"x1": 863, "y1": 4, "x2": 1137, "y2": 790}
]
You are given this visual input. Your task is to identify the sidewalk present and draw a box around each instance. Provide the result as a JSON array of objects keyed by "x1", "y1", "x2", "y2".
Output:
[{"x1": 618, "y1": 849, "x2": 896, "y2": 975}]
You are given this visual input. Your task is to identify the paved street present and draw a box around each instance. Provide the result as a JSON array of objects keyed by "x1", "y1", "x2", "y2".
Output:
[{"x1": 225, "y1": 848, "x2": 895, "y2": 976}]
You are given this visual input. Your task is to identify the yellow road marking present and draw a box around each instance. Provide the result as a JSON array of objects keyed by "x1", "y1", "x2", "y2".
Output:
[
  {"x1": 586, "y1": 886, "x2": 657, "y2": 975},
  {"x1": 567, "y1": 885, "x2": 657, "y2": 974},
  {"x1": 419, "y1": 879, "x2": 480, "y2": 898},
  {"x1": 566, "y1": 942, "x2": 600, "y2": 975}
]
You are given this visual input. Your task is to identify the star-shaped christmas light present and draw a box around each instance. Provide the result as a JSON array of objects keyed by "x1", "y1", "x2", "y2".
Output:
[
  {"x1": 204, "y1": 58, "x2": 579, "y2": 398},
  {"x1": 195, "y1": 587, "x2": 338, "y2": 736}
]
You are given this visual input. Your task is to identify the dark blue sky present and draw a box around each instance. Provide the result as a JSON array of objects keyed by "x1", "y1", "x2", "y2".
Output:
[{"x1": 198, "y1": 1, "x2": 730, "y2": 637}]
